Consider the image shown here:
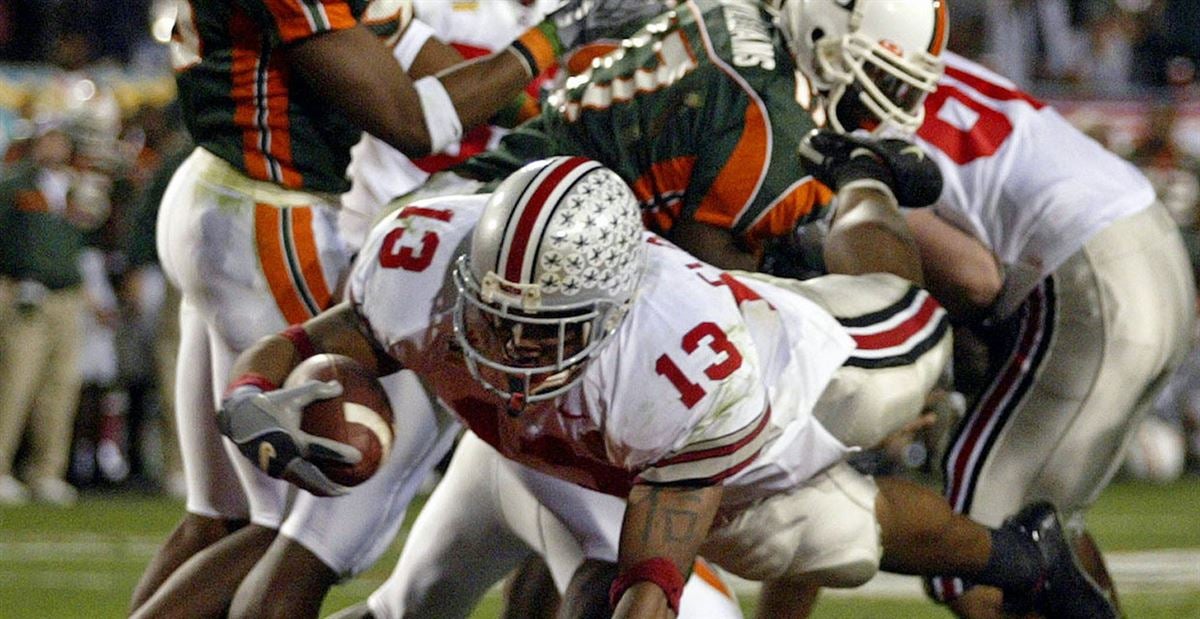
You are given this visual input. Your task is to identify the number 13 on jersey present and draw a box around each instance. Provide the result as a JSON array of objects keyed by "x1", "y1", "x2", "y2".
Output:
[{"x1": 655, "y1": 322, "x2": 744, "y2": 409}]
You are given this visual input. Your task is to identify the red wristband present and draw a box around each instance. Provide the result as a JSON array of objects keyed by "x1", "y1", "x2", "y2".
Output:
[
  {"x1": 281, "y1": 324, "x2": 317, "y2": 360},
  {"x1": 224, "y1": 373, "x2": 278, "y2": 399},
  {"x1": 608, "y1": 557, "x2": 685, "y2": 615}
]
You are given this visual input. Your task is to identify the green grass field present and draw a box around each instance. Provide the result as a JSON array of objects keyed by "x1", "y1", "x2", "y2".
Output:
[{"x1": 1, "y1": 477, "x2": 1198, "y2": 618}]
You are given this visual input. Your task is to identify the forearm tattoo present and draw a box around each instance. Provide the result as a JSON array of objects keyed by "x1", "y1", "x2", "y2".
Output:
[{"x1": 638, "y1": 486, "x2": 705, "y2": 546}]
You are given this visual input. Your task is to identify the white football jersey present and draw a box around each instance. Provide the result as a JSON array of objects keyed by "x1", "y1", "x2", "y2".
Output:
[
  {"x1": 348, "y1": 194, "x2": 853, "y2": 502},
  {"x1": 412, "y1": 0, "x2": 555, "y2": 49},
  {"x1": 914, "y1": 52, "x2": 1154, "y2": 312}
]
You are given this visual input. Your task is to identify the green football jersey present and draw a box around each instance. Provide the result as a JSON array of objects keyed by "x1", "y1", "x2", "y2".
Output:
[
  {"x1": 456, "y1": 0, "x2": 832, "y2": 246},
  {"x1": 170, "y1": 0, "x2": 408, "y2": 194}
]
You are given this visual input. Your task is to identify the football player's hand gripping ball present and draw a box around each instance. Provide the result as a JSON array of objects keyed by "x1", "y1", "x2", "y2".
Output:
[{"x1": 218, "y1": 380, "x2": 362, "y2": 497}]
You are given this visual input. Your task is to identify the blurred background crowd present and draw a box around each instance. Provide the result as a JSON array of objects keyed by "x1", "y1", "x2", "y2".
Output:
[{"x1": 0, "y1": 0, "x2": 1198, "y2": 508}]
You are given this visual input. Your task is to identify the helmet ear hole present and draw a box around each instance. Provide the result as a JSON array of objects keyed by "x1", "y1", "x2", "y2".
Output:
[{"x1": 810, "y1": 27, "x2": 825, "y2": 44}]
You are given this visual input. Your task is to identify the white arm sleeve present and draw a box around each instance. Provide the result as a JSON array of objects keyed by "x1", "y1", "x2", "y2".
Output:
[
  {"x1": 413, "y1": 75, "x2": 464, "y2": 154},
  {"x1": 393, "y1": 18, "x2": 435, "y2": 70}
]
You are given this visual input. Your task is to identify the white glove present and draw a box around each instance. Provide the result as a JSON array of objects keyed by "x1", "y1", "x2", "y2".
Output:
[{"x1": 217, "y1": 380, "x2": 361, "y2": 497}]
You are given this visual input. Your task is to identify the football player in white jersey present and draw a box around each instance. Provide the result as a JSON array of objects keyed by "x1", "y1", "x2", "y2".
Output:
[
  {"x1": 217, "y1": 157, "x2": 1115, "y2": 618},
  {"x1": 135, "y1": 0, "x2": 675, "y2": 615},
  {"x1": 215, "y1": 3, "x2": 740, "y2": 617},
  {"x1": 891, "y1": 51, "x2": 1196, "y2": 617}
]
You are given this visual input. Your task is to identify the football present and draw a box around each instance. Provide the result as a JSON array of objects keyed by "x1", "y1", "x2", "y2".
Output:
[{"x1": 283, "y1": 353, "x2": 394, "y2": 487}]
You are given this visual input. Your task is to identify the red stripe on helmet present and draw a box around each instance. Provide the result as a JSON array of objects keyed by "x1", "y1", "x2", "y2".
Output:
[{"x1": 503, "y1": 157, "x2": 593, "y2": 283}]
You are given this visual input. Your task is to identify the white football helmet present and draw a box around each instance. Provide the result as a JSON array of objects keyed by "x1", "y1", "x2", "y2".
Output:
[
  {"x1": 453, "y1": 156, "x2": 646, "y2": 408},
  {"x1": 770, "y1": 0, "x2": 948, "y2": 134}
]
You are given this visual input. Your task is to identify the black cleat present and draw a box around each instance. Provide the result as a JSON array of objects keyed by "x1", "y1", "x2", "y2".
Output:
[{"x1": 1003, "y1": 501, "x2": 1118, "y2": 619}]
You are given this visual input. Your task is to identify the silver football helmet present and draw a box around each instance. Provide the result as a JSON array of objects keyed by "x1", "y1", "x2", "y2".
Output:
[
  {"x1": 453, "y1": 156, "x2": 646, "y2": 408},
  {"x1": 770, "y1": 0, "x2": 948, "y2": 134}
]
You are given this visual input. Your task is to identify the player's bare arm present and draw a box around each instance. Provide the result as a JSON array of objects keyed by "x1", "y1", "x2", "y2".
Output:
[
  {"x1": 612, "y1": 482, "x2": 723, "y2": 619},
  {"x1": 800, "y1": 130, "x2": 945, "y2": 285},
  {"x1": 228, "y1": 302, "x2": 394, "y2": 390},
  {"x1": 290, "y1": 0, "x2": 669, "y2": 157},
  {"x1": 903, "y1": 208, "x2": 1003, "y2": 321},
  {"x1": 288, "y1": 24, "x2": 526, "y2": 158},
  {"x1": 824, "y1": 180, "x2": 924, "y2": 286},
  {"x1": 406, "y1": 33, "x2": 467, "y2": 80},
  {"x1": 666, "y1": 218, "x2": 762, "y2": 272}
]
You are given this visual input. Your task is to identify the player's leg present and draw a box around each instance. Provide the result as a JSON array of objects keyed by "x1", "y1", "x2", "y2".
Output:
[
  {"x1": 231, "y1": 371, "x2": 461, "y2": 618},
  {"x1": 133, "y1": 150, "x2": 255, "y2": 609},
  {"x1": 130, "y1": 298, "x2": 250, "y2": 611},
  {"x1": 711, "y1": 463, "x2": 1109, "y2": 618},
  {"x1": 131, "y1": 309, "x2": 277, "y2": 618},
  {"x1": 136, "y1": 153, "x2": 351, "y2": 614},
  {"x1": 937, "y1": 205, "x2": 1193, "y2": 616},
  {"x1": 502, "y1": 555, "x2": 559, "y2": 619},
  {"x1": 364, "y1": 431, "x2": 535, "y2": 619}
]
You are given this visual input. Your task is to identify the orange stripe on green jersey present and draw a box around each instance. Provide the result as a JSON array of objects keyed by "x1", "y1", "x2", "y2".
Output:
[
  {"x1": 456, "y1": 0, "x2": 829, "y2": 244},
  {"x1": 744, "y1": 178, "x2": 831, "y2": 248},
  {"x1": 177, "y1": 0, "x2": 406, "y2": 193},
  {"x1": 262, "y1": 0, "x2": 357, "y2": 43},
  {"x1": 632, "y1": 156, "x2": 696, "y2": 235},
  {"x1": 230, "y1": 8, "x2": 270, "y2": 182},
  {"x1": 254, "y1": 204, "x2": 332, "y2": 324},
  {"x1": 563, "y1": 42, "x2": 620, "y2": 76},
  {"x1": 693, "y1": 100, "x2": 769, "y2": 231},
  {"x1": 263, "y1": 52, "x2": 302, "y2": 187}
]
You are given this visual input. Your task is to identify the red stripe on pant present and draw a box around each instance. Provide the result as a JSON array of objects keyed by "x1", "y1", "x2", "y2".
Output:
[{"x1": 931, "y1": 282, "x2": 1053, "y2": 601}]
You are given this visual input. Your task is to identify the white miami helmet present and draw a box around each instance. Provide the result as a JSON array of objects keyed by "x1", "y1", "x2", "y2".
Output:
[
  {"x1": 453, "y1": 156, "x2": 646, "y2": 408},
  {"x1": 771, "y1": 0, "x2": 949, "y2": 134}
]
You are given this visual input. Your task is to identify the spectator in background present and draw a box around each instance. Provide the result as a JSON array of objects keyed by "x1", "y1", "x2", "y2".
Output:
[
  {"x1": 1133, "y1": 0, "x2": 1200, "y2": 88},
  {"x1": 1079, "y1": 8, "x2": 1139, "y2": 93},
  {"x1": 118, "y1": 104, "x2": 192, "y2": 497},
  {"x1": 0, "y1": 116, "x2": 109, "y2": 506},
  {"x1": 1131, "y1": 104, "x2": 1200, "y2": 227},
  {"x1": 70, "y1": 244, "x2": 124, "y2": 487},
  {"x1": 980, "y1": 0, "x2": 1088, "y2": 87}
]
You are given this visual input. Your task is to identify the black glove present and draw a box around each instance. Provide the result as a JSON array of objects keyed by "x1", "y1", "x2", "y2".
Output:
[
  {"x1": 799, "y1": 129, "x2": 943, "y2": 208},
  {"x1": 217, "y1": 380, "x2": 360, "y2": 497}
]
